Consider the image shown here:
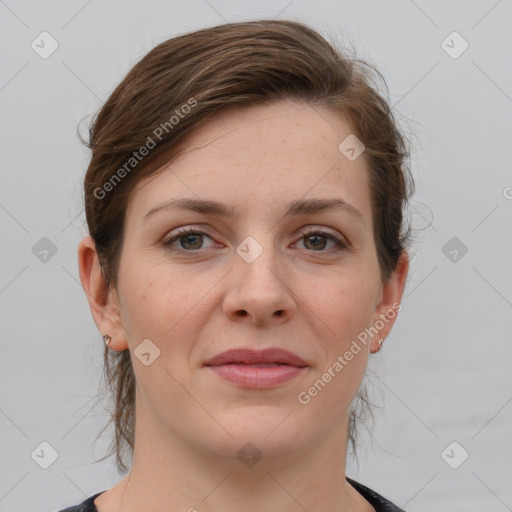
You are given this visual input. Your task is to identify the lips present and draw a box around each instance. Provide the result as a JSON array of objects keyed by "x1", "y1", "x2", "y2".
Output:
[
  {"x1": 203, "y1": 348, "x2": 308, "y2": 389},
  {"x1": 203, "y1": 348, "x2": 307, "y2": 368}
]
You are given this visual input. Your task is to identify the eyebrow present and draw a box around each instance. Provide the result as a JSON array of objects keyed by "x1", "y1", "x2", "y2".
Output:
[{"x1": 143, "y1": 197, "x2": 365, "y2": 225}]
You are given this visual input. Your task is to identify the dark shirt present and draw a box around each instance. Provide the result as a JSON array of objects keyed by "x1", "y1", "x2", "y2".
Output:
[{"x1": 57, "y1": 477, "x2": 405, "y2": 511}]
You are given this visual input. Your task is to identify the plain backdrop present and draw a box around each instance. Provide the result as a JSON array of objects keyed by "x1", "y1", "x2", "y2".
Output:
[{"x1": 1, "y1": 1, "x2": 511, "y2": 511}]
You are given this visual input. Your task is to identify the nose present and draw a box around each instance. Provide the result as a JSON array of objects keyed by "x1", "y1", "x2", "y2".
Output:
[{"x1": 222, "y1": 245, "x2": 296, "y2": 326}]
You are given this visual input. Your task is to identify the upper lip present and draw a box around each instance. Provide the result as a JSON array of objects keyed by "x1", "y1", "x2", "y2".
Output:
[{"x1": 204, "y1": 348, "x2": 307, "y2": 367}]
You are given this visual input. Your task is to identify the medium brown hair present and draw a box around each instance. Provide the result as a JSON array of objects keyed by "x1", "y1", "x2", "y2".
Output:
[{"x1": 82, "y1": 19, "x2": 413, "y2": 473}]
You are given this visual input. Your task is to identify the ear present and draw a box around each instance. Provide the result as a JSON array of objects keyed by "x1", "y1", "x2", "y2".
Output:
[
  {"x1": 78, "y1": 236, "x2": 128, "y2": 351},
  {"x1": 369, "y1": 249, "x2": 409, "y2": 353}
]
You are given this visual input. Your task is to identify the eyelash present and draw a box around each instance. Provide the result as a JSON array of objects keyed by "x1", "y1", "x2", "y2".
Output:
[{"x1": 162, "y1": 226, "x2": 348, "y2": 253}]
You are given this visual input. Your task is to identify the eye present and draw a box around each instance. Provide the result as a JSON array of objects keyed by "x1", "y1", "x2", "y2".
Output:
[
  {"x1": 296, "y1": 228, "x2": 348, "y2": 252},
  {"x1": 162, "y1": 227, "x2": 217, "y2": 251},
  {"x1": 162, "y1": 226, "x2": 348, "y2": 253}
]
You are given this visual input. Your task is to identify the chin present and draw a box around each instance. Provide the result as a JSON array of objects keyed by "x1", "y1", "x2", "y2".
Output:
[{"x1": 199, "y1": 405, "x2": 312, "y2": 464}]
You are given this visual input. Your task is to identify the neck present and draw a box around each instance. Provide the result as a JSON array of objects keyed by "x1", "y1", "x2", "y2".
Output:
[{"x1": 97, "y1": 398, "x2": 369, "y2": 512}]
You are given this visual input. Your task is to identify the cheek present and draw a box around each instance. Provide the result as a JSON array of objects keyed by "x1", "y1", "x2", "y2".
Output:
[
  {"x1": 307, "y1": 273, "x2": 377, "y2": 340},
  {"x1": 117, "y1": 254, "x2": 217, "y2": 350},
  {"x1": 307, "y1": 277, "x2": 376, "y2": 392},
  {"x1": 340, "y1": 282, "x2": 375, "y2": 331},
  {"x1": 117, "y1": 259, "x2": 187, "y2": 340}
]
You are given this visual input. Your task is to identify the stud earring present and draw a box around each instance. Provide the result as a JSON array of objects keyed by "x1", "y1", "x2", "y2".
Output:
[
  {"x1": 102, "y1": 334, "x2": 112, "y2": 346},
  {"x1": 378, "y1": 338, "x2": 384, "y2": 349}
]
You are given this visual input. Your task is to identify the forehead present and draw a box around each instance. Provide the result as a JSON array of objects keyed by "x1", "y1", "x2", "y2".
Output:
[{"x1": 127, "y1": 99, "x2": 372, "y2": 225}]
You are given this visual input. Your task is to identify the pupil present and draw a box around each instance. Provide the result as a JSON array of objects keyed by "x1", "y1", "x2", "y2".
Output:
[
  {"x1": 183, "y1": 234, "x2": 201, "y2": 249},
  {"x1": 306, "y1": 234, "x2": 325, "y2": 250}
]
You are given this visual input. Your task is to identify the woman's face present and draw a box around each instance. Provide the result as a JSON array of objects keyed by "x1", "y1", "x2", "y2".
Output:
[{"x1": 90, "y1": 99, "x2": 407, "y2": 463}]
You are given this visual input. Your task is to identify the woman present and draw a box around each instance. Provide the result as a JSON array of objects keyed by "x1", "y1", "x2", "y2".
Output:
[{"x1": 61, "y1": 19, "x2": 412, "y2": 512}]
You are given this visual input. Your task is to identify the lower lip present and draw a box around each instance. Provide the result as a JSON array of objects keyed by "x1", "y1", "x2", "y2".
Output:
[{"x1": 206, "y1": 364, "x2": 306, "y2": 388}]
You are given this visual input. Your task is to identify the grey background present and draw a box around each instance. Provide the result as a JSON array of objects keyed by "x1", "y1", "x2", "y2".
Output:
[{"x1": 1, "y1": 1, "x2": 511, "y2": 511}]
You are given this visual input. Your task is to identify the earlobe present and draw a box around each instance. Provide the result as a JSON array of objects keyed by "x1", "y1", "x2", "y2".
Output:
[
  {"x1": 77, "y1": 236, "x2": 128, "y2": 351},
  {"x1": 370, "y1": 250, "x2": 409, "y2": 353}
]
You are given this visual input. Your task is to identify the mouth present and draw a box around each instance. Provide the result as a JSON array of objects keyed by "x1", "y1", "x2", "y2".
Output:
[
  {"x1": 203, "y1": 348, "x2": 308, "y2": 389},
  {"x1": 203, "y1": 348, "x2": 307, "y2": 367}
]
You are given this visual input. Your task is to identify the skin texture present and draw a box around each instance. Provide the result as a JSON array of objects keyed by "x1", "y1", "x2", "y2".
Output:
[{"x1": 79, "y1": 99, "x2": 408, "y2": 512}]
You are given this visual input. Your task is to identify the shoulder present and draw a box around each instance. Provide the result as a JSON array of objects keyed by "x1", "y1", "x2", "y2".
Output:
[
  {"x1": 56, "y1": 483, "x2": 405, "y2": 512},
  {"x1": 347, "y1": 477, "x2": 406, "y2": 512},
  {"x1": 56, "y1": 492, "x2": 105, "y2": 512}
]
